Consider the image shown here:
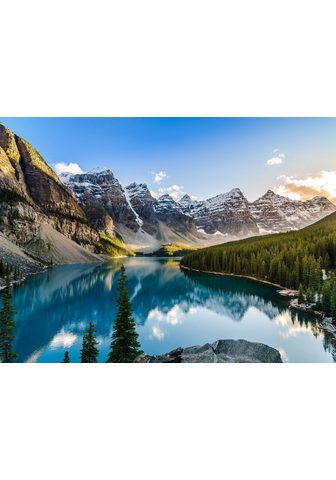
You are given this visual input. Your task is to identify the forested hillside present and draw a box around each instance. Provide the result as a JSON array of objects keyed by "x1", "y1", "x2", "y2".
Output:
[
  {"x1": 152, "y1": 243, "x2": 198, "y2": 257},
  {"x1": 181, "y1": 212, "x2": 336, "y2": 318}
]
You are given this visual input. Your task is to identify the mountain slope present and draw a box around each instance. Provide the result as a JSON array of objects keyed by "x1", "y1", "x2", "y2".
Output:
[{"x1": 0, "y1": 123, "x2": 100, "y2": 252}]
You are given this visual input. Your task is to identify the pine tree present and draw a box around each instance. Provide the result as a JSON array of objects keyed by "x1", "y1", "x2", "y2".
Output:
[
  {"x1": 0, "y1": 276, "x2": 17, "y2": 363},
  {"x1": 298, "y1": 284, "x2": 304, "y2": 304},
  {"x1": 107, "y1": 265, "x2": 142, "y2": 363},
  {"x1": 330, "y1": 289, "x2": 336, "y2": 320},
  {"x1": 63, "y1": 351, "x2": 70, "y2": 363},
  {"x1": 80, "y1": 322, "x2": 99, "y2": 363}
]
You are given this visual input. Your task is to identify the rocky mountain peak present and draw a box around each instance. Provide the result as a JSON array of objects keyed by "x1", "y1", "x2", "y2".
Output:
[
  {"x1": 154, "y1": 194, "x2": 182, "y2": 214},
  {"x1": 228, "y1": 187, "x2": 244, "y2": 197},
  {"x1": 62, "y1": 168, "x2": 140, "y2": 233},
  {"x1": 126, "y1": 182, "x2": 152, "y2": 200},
  {"x1": 263, "y1": 189, "x2": 277, "y2": 198},
  {"x1": 0, "y1": 123, "x2": 20, "y2": 163}
]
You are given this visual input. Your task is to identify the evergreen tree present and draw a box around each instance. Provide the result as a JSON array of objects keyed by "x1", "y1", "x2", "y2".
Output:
[
  {"x1": 0, "y1": 276, "x2": 17, "y2": 363},
  {"x1": 80, "y1": 322, "x2": 99, "y2": 363},
  {"x1": 298, "y1": 284, "x2": 304, "y2": 304},
  {"x1": 63, "y1": 351, "x2": 70, "y2": 363},
  {"x1": 331, "y1": 289, "x2": 336, "y2": 320},
  {"x1": 107, "y1": 265, "x2": 142, "y2": 363}
]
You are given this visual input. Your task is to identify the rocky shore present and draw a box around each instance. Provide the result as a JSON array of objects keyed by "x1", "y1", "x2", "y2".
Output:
[{"x1": 134, "y1": 339, "x2": 283, "y2": 363}]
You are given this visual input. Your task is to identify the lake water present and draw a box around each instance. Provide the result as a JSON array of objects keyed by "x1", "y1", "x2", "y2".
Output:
[{"x1": 9, "y1": 257, "x2": 336, "y2": 362}]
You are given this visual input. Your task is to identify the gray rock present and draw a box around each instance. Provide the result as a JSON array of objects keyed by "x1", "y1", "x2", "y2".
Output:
[{"x1": 134, "y1": 339, "x2": 283, "y2": 363}]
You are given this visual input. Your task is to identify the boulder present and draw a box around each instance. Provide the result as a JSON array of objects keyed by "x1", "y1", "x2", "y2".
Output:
[{"x1": 134, "y1": 339, "x2": 282, "y2": 363}]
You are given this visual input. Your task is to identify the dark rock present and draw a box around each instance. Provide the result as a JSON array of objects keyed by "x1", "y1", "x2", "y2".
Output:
[{"x1": 134, "y1": 339, "x2": 283, "y2": 363}]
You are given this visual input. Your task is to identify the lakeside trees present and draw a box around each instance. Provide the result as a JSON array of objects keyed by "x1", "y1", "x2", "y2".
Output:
[
  {"x1": 0, "y1": 276, "x2": 17, "y2": 363},
  {"x1": 80, "y1": 322, "x2": 99, "y2": 363},
  {"x1": 181, "y1": 212, "x2": 336, "y2": 320},
  {"x1": 107, "y1": 265, "x2": 142, "y2": 363},
  {"x1": 63, "y1": 265, "x2": 142, "y2": 363},
  {"x1": 0, "y1": 262, "x2": 145, "y2": 363},
  {"x1": 0, "y1": 260, "x2": 21, "y2": 281}
]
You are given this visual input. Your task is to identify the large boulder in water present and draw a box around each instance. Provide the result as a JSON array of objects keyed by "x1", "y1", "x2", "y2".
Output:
[{"x1": 134, "y1": 339, "x2": 282, "y2": 363}]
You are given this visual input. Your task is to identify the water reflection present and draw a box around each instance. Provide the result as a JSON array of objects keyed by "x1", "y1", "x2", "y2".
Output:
[{"x1": 8, "y1": 257, "x2": 336, "y2": 362}]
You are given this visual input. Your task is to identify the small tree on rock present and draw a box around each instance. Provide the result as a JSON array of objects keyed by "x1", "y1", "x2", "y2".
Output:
[
  {"x1": 107, "y1": 265, "x2": 142, "y2": 363},
  {"x1": 80, "y1": 322, "x2": 99, "y2": 363},
  {"x1": 0, "y1": 276, "x2": 17, "y2": 363}
]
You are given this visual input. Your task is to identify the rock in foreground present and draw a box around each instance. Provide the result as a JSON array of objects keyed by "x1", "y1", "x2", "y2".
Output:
[{"x1": 134, "y1": 339, "x2": 283, "y2": 363}]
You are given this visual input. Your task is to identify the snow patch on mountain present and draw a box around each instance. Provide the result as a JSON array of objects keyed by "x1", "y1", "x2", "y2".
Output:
[{"x1": 124, "y1": 186, "x2": 144, "y2": 227}]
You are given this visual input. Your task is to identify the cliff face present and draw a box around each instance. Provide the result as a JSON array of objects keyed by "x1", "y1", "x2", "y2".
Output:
[
  {"x1": 0, "y1": 123, "x2": 100, "y2": 253},
  {"x1": 61, "y1": 169, "x2": 140, "y2": 237},
  {"x1": 63, "y1": 174, "x2": 204, "y2": 247},
  {"x1": 179, "y1": 188, "x2": 259, "y2": 236}
]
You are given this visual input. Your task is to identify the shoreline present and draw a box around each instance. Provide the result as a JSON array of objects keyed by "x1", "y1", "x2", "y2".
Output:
[
  {"x1": 0, "y1": 254, "x2": 110, "y2": 290},
  {"x1": 180, "y1": 264, "x2": 336, "y2": 334},
  {"x1": 180, "y1": 264, "x2": 291, "y2": 291}
]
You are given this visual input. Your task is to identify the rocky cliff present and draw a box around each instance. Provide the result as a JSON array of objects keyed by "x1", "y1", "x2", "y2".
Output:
[{"x1": 0, "y1": 123, "x2": 101, "y2": 267}]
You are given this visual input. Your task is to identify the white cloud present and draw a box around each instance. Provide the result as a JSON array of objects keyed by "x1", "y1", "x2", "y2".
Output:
[
  {"x1": 158, "y1": 184, "x2": 185, "y2": 201},
  {"x1": 266, "y1": 149, "x2": 285, "y2": 166},
  {"x1": 147, "y1": 305, "x2": 184, "y2": 326},
  {"x1": 151, "y1": 325, "x2": 165, "y2": 340},
  {"x1": 266, "y1": 154, "x2": 285, "y2": 166},
  {"x1": 152, "y1": 170, "x2": 167, "y2": 183},
  {"x1": 54, "y1": 162, "x2": 84, "y2": 175},
  {"x1": 49, "y1": 331, "x2": 78, "y2": 349},
  {"x1": 274, "y1": 170, "x2": 336, "y2": 202}
]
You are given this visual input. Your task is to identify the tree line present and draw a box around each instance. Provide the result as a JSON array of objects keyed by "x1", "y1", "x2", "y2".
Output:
[
  {"x1": 0, "y1": 264, "x2": 143, "y2": 363},
  {"x1": 0, "y1": 260, "x2": 22, "y2": 280},
  {"x1": 181, "y1": 212, "x2": 336, "y2": 320}
]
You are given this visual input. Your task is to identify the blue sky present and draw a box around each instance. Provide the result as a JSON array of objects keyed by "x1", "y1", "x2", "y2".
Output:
[{"x1": 1, "y1": 117, "x2": 336, "y2": 202}]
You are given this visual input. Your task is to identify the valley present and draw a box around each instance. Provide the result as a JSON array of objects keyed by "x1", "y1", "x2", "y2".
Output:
[{"x1": 1, "y1": 121, "x2": 335, "y2": 279}]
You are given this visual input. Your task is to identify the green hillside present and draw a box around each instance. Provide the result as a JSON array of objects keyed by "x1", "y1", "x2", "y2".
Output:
[
  {"x1": 97, "y1": 232, "x2": 135, "y2": 257},
  {"x1": 152, "y1": 242, "x2": 198, "y2": 257},
  {"x1": 181, "y1": 212, "x2": 336, "y2": 318}
]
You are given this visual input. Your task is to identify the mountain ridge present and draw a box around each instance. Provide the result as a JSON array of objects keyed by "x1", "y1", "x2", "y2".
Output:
[{"x1": 61, "y1": 167, "x2": 336, "y2": 248}]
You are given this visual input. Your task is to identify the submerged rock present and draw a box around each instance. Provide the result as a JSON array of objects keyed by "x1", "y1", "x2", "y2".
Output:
[{"x1": 134, "y1": 339, "x2": 282, "y2": 363}]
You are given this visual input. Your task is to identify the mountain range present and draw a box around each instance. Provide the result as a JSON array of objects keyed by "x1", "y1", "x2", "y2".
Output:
[
  {"x1": 63, "y1": 169, "x2": 335, "y2": 246},
  {"x1": 1, "y1": 122, "x2": 335, "y2": 272}
]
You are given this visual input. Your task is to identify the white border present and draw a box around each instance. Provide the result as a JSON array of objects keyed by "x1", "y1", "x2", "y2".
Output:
[{"x1": 1, "y1": 1, "x2": 336, "y2": 479}]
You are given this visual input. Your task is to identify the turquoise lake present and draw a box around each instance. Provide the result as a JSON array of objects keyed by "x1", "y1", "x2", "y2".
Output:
[{"x1": 10, "y1": 257, "x2": 336, "y2": 362}]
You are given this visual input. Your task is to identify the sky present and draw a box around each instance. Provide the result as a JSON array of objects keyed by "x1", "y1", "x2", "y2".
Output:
[{"x1": 1, "y1": 117, "x2": 336, "y2": 202}]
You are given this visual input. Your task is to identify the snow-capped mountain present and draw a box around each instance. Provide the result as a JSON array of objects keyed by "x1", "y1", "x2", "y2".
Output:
[
  {"x1": 249, "y1": 190, "x2": 336, "y2": 233},
  {"x1": 62, "y1": 173, "x2": 203, "y2": 249},
  {"x1": 62, "y1": 168, "x2": 336, "y2": 251},
  {"x1": 179, "y1": 188, "x2": 259, "y2": 236},
  {"x1": 124, "y1": 184, "x2": 200, "y2": 243},
  {"x1": 62, "y1": 169, "x2": 140, "y2": 237}
]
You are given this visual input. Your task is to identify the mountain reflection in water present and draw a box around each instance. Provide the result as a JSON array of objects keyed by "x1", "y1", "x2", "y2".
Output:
[{"x1": 8, "y1": 257, "x2": 336, "y2": 363}]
